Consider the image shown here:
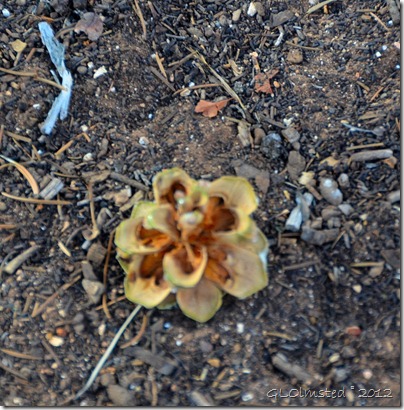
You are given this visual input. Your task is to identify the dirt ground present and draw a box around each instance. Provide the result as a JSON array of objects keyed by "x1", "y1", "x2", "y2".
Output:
[{"x1": 0, "y1": 0, "x2": 400, "y2": 406}]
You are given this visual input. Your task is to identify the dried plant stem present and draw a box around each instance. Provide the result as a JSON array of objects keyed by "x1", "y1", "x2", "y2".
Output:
[
  {"x1": 65, "y1": 305, "x2": 143, "y2": 404},
  {"x1": 191, "y1": 49, "x2": 246, "y2": 110},
  {"x1": 102, "y1": 231, "x2": 115, "y2": 319},
  {"x1": 132, "y1": 0, "x2": 147, "y2": 39},
  {"x1": 3, "y1": 245, "x2": 41, "y2": 274},
  {"x1": 121, "y1": 313, "x2": 148, "y2": 349},
  {"x1": 0, "y1": 67, "x2": 67, "y2": 91},
  {"x1": 32, "y1": 275, "x2": 81, "y2": 318},
  {"x1": 1, "y1": 192, "x2": 71, "y2": 206}
]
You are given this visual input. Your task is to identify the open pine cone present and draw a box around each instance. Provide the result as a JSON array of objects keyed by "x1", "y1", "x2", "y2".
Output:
[{"x1": 115, "y1": 168, "x2": 268, "y2": 322}]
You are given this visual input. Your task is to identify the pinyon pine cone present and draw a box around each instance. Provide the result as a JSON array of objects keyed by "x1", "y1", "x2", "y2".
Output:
[{"x1": 115, "y1": 168, "x2": 269, "y2": 322}]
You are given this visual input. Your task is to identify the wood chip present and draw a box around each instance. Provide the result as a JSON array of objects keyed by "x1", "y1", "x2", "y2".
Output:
[
  {"x1": 287, "y1": 150, "x2": 306, "y2": 181},
  {"x1": 87, "y1": 242, "x2": 107, "y2": 267},
  {"x1": 349, "y1": 149, "x2": 393, "y2": 162},
  {"x1": 39, "y1": 178, "x2": 64, "y2": 200}
]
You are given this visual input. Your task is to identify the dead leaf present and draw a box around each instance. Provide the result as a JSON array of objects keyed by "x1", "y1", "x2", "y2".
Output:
[
  {"x1": 195, "y1": 99, "x2": 232, "y2": 118},
  {"x1": 74, "y1": 12, "x2": 104, "y2": 41},
  {"x1": 254, "y1": 69, "x2": 279, "y2": 94}
]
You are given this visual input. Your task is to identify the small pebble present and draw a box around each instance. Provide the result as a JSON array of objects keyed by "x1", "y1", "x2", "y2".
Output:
[
  {"x1": 281, "y1": 126, "x2": 300, "y2": 144},
  {"x1": 341, "y1": 346, "x2": 356, "y2": 359},
  {"x1": 232, "y1": 9, "x2": 242, "y2": 22},
  {"x1": 107, "y1": 385, "x2": 135, "y2": 406},
  {"x1": 338, "y1": 173, "x2": 350, "y2": 188},
  {"x1": 0, "y1": 201, "x2": 7, "y2": 211},
  {"x1": 327, "y1": 217, "x2": 341, "y2": 229},
  {"x1": 260, "y1": 132, "x2": 282, "y2": 160},
  {"x1": 363, "y1": 369, "x2": 373, "y2": 380},
  {"x1": 334, "y1": 367, "x2": 349, "y2": 382},
  {"x1": 319, "y1": 177, "x2": 343, "y2": 205},
  {"x1": 301, "y1": 226, "x2": 339, "y2": 245},
  {"x1": 241, "y1": 392, "x2": 254, "y2": 402},
  {"x1": 48, "y1": 335, "x2": 64, "y2": 347},
  {"x1": 83, "y1": 152, "x2": 94, "y2": 161},
  {"x1": 73, "y1": 0, "x2": 87, "y2": 9},
  {"x1": 287, "y1": 48, "x2": 303, "y2": 64},
  {"x1": 387, "y1": 190, "x2": 400, "y2": 204},
  {"x1": 77, "y1": 66, "x2": 87, "y2": 75},
  {"x1": 254, "y1": 2, "x2": 265, "y2": 16},
  {"x1": 321, "y1": 206, "x2": 341, "y2": 221},
  {"x1": 247, "y1": 2, "x2": 257, "y2": 16},
  {"x1": 82, "y1": 279, "x2": 105, "y2": 304},
  {"x1": 328, "y1": 352, "x2": 340, "y2": 363},
  {"x1": 100, "y1": 373, "x2": 115, "y2": 387},
  {"x1": 338, "y1": 203, "x2": 354, "y2": 216},
  {"x1": 236, "y1": 323, "x2": 245, "y2": 334},
  {"x1": 253, "y1": 127, "x2": 266, "y2": 145},
  {"x1": 352, "y1": 284, "x2": 362, "y2": 293},
  {"x1": 81, "y1": 260, "x2": 98, "y2": 281}
]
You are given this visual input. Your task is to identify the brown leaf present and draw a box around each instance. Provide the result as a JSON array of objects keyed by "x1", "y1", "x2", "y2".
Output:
[
  {"x1": 74, "y1": 12, "x2": 104, "y2": 41},
  {"x1": 254, "y1": 69, "x2": 279, "y2": 94},
  {"x1": 194, "y1": 99, "x2": 231, "y2": 118}
]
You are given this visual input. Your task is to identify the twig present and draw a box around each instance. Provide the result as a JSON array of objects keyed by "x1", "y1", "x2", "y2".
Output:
[
  {"x1": 132, "y1": 0, "x2": 147, "y2": 39},
  {"x1": 149, "y1": 66, "x2": 176, "y2": 92},
  {"x1": 0, "y1": 361, "x2": 28, "y2": 381},
  {"x1": 0, "y1": 154, "x2": 40, "y2": 195},
  {"x1": 95, "y1": 295, "x2": 126, "y2": 310},
  {"x1": 1, "y1": 192, "x2": 71, "y2": 206},
  {"x1": 346, "y1": 142, "x2": 385, "y2": 151},
  {"x1": 109, "y1": 172, "x2": 148, "y2": 191},
  {"x1": 41, "y1": 338, "x2": 63, "y2": 367},
  {"x1": 85, "y1": 182, "x2": 100, "y2": 241},
  {"x1": 173, "y1": 83, "x2": 222, "y2": 96},
  {"x1": 0, "y1": 67, "x2": 67, "y2": 91},
  {"x1": 102, "y1": 231, "x2": 115, "y2": 320},
  {"x1": 285, "y1": 41, "x2": 320, "y2": 51},
  {"x1": 192, "y1": 50, "x2": 246, "y2": 110},
  {"x1": 369, "y1": 11, "x2": 390, "y2": 31},
  {"x1": 149, "y1": 368, "x2": 158, "y2": 406},
  {"x1": 0, "y1": 224, "x2": 18, "y2": 230},
  {"x1": 3, "y1": 245, "x2": 41, "y2": 274},
  {"x1": 4, "y1": 130, "x2": 31, "y2": 143},
  {"x1": 121, "y1": 313, "x2": 148, "y2": 348},
  {"x1": 154, "y1": 52, "x2": 167, "y2": 79},
  {"x1": 32, "y1": 275, "x2": 81, "y2": 318},
  {"x1": 369, "y1": 86, "x2": 384, "y2": 102},
  {"x1": 0, "y1": 348, "x2": 42, "y2": 361},
  {"x1": 283, "y1": 260, "x2": 319, "y2": 271},
  {"x1": 61, "y1": 305, "x2": 143, "y2": 404}
]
